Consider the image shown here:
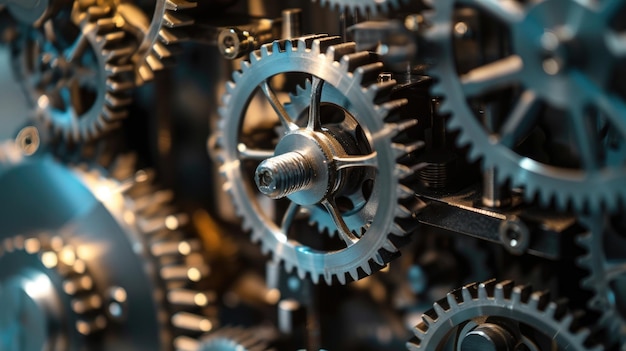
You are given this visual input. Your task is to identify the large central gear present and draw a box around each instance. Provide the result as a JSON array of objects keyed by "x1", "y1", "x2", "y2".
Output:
[
  {"x1": 425, "y1": 0, "x2": 626, "y2": 211},
  {"x1": 407, "y1": 280, "x2": 601, "y2": 351},
  {"x1": 11, "y1": 3, "x2": 134, "y2": 142},
  {"x1": 215, "y1": 35, "x2": 421, "y2": 285}
]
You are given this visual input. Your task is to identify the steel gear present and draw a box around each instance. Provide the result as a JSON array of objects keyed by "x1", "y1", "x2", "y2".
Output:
[
  {"x1": 577, "y1": 215, "x2": 626, "y2": 349},
  {"x1": 0, "y1": 144, "x2": 215, "y2": 350},
  {"x1": 407, "y1": 280, "x2": 601, "y2": 351},
  {"x1": 11, "y1": 3, "x2": 134, "y2": 142},
  {"x1": 425, "y1": 0, "x2": 626, "y2": 211},
  {"x1": 0, "y1": 233, "x2": 107, "y2": 350},
  {"x1": 312, "y1": 0, "x2": 408, "y2": 15},
  {"x1": 215, "y1": 34, "x2": 421, "y2": 285},
  {"x1": 197, "y1": 326, "x2": 273, "y2": 351}
]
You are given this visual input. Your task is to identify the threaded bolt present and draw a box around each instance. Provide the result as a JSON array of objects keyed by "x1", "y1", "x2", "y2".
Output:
[{"x1": 255, "y1": 151, "x2": 314, "y2": 199}]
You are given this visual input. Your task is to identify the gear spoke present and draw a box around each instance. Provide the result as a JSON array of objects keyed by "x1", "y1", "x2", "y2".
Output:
[
  {"x1": 260, "y1": 80, "x2": 298, "y2": 131},
  {"x1": 307, "y1": 76, "x2": 324, "y2": 131},
  {"x1": 333, "y1": 152, "x2": 378, "y2": 170},
  {"x1": 571, "y1": 108, "x2": 601, "y2": 172},
  {"x1": 498, "y1": 90, "x2": 541, "y2": 148},
  {"x1": 460, "y1": 0, "x2": 525, "y2": 23},
  {"x1": 237, "y1": 143, "x2": 275, "y2": 160},
  {"x1": 321, "y1": 198, "x2": 358, "y2": 246},
  {"x1": 280, "y1": 201, "x2": 300, "y2": 233},
  {"x1": 460, "y1": 55, "x2": 523, "y2": 97},
  {"x1": 64, "y1": 32, "x2": 87, "y2": 64}
]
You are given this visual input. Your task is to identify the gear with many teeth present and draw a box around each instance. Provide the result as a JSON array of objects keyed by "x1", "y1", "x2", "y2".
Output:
[
  {"x1": 407, "y1": 280, "x2": 602, "y2": 351},
  {"x1": 424, "y1": 0, "x2": 626, "y2": 212},
  {"x1": 0, "y1": 233, "x2": 107, "y2": 350},
  {"x1": 11, "y1": 3, "x2": 134, "y2": 143},
  {"x1": 312, "y1": 0, "x2": 409, "y2": 15},
  {"x1": 0, "y1": 142, "x2": 216, "y2": 350},
  {"x1": 577, "y1": 215, "x2": 626, "y2": 349},
  {"x1": 214, "y1": 34, "x2": 422, "y2": 285}
]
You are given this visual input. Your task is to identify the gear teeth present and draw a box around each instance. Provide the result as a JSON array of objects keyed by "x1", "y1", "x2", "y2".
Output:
[
  {"x1": 325, "y1": 42, "x2": 357, "y2": 62},
  {"x1": 217, "y1": 35, "x2": 422, "y2": 285},
  {"x1": 313, "y1": 36, "x2": 343, "y2": 56}
]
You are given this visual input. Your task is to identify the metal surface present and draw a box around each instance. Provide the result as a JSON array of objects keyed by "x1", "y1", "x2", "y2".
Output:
[{"x1": 312, "y1": 0, "x2": 409, "y2": 15}]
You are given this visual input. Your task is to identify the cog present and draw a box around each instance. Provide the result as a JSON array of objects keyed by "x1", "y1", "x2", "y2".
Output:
[
  {"x1": 0, "y1": 233, "x2": 107, "y2": 350},
  {"x1": 215, "y1": 35, "x2": 422, "y2": 285},
  {"x1": 407, "y1": 280, "x2": 601, "y2": 351},
  {"x1": 2, "y1": 0, "x2": 69, "y2": 27},
  {"x1": 11, "y1": 3, "x2": 134, "y2": 142},
  {"x1": 312, "y1": 0, "x2": 409, "y2": 15},
  {"x1": 425, "y1": 0, "x2": 626, "y2": 211},
  {"x1": 198, "y1": 326, "x2": 273, "y2": 351},
  {"x1": 577, "y1": 215, "x2": 626, "y2": 348},
  {"x1": 0, "y1": 146, "x2": 215, "y2": 350}
]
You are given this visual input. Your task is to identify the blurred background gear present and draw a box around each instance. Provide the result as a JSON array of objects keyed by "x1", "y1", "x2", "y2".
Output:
[
  {"x1": 0, "y1": 142, "x2": 215, "y2": 350},
  {"x1": 425, "y1": 0, "x2": 626, "y2": 212},
  {"x1": 197, "y1": 326, "x2": 275, "y2": 351},
  {"x1": 311, "y1": 0, "x2": 409, "y2": 15}
]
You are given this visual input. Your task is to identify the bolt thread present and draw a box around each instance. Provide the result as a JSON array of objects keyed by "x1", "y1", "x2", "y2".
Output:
[{"x1": 255, "y1": 151, "x2": 313, "y2": 199}]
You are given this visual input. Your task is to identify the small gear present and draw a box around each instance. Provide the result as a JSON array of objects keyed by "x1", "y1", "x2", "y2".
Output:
[
  {"x1": 407, "y1": 280, "x2": 601, "y2": 351},
  {"x1": 312, "y1": 0, "x2": 409, "y2": 15},
  {"x1": 425, "y1": 0, "x2": 626, "y2": 211},
  {"x1": 577, "y1": 215, "x2": 626, "y2": 348},
  {"x1": 197, "y1": 326, "x2": 273, "y2": 351},
  {"x1": 0, "y1": 233, "x2": 107, "y2": 350},
  {"x1": 215, "y1": 35, "x2": 422, "y2": 285},
  {"x1": 0, "y1": 145, "x2": 216, "y2": 350},
  {"x1": 11, "y1": 3, "x2": 134, "y2": 142}
]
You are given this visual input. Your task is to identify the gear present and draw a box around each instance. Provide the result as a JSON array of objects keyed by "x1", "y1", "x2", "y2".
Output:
[
  {"x1": 0, "y1": 144, "x2": 215, "y2": 350},
  {"x1": 312, "y1": 0, "x2": 408, "y2": 15},
  {"x1": 0, "y1": 233, "x2": 107, "y2": 350},
  {"x1": 577, "y1": 215, "x2": 626, "y2": 348},
  {"x1": 11, "y1": 3, "x2": 134, "y2": 142},
  {"x1": 407, "y1": 280, "x2": 601, "y2": 351},
  {"x1": 425, "y1": 0, "x2": 626, "y2": 211},
  {"x1": 215, "y1": 34, "x2": 422, "y2": 285},
  {"x1": 197, "y1": 326, "x2": 273, "y2": 351}
]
